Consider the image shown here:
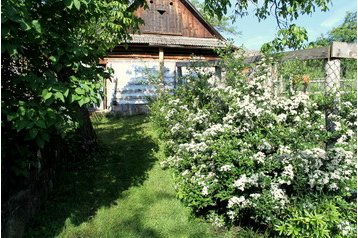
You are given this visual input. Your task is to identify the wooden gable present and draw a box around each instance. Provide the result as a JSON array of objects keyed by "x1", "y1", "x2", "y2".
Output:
[{"x1": 135, "y1": 0, "x2": 223, "y2": 39}]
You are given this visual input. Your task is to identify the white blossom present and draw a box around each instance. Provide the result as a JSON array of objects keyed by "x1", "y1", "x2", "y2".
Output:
[
  {"x1": 227, "y1": 196, "x2": 248, "y2": 208},
  {"x1": 202, "y1": 186, "x2": 209, "y2": 196},
  {"x1": 234, "y1": 175, "x2": 248, "y2": 191},
  {"x1": 249, "y1": 193, "x2": 261, "y2": 199},
  {"x1": 252, "y1": 152, "x2": 265, "y2": 164},
  {"x1": 277, "y1": 114, "x2": 287, "y2": 122},
  {"x1": 337, "y1": 221, "x2": 354, "y2": 236},
  {"x1": 219, "y1": 165, "x2": 233, "y2": 172},
  {"x1": 270, "y1": 184, "x2": 288, "y2": 205}
]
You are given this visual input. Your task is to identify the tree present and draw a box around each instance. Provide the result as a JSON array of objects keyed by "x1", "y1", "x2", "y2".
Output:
[
  {"x1": 201, "y1": 0, "x2": 333, "y2": 51},
  {"x1": 330, "y1": 11, "x2": 357, "y2": 42},
  {"x1": 309, "y1": 11, "x2": 357, "y2": 47},
  {"x1": 1, "y1": 0, "x2": 143, "y2": 193},
  {"x1": 190, "y1": 0, "x2": 239, "y2": 35}
]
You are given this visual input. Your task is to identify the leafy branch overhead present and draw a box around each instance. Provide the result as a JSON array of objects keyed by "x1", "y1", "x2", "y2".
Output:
[
  {"x1": 190, "y1": 0, "x2": 239, "y2": 35},
  {"x1": 1, "y1": 0, "x2": 144, "y2": 177},
  {"x1": 201, "y1": 0, "x2": 332, "y2": 51}
]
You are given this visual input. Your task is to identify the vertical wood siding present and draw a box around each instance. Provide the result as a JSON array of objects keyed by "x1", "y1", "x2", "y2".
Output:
[{"x1": 136, "y1": 0, "x2": 215, "y2": 38}]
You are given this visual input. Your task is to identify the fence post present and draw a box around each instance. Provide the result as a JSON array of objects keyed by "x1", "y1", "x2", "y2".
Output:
[
  {"x1": 159, "y1": 47, "x2": 164, "y2": 83},
  {"x1": 324, "y1": 58, "x2": 341, "y2": 148},
  {"x1": 325, "y1": 59, "x2": 341, "y2": 95},
  {"x1": 266, "y1": 63, "x2": 278, "y2": 97}
]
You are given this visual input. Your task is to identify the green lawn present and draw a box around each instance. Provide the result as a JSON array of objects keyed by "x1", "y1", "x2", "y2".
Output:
[{"x1": 24, "y1": 115, "x2": 265, "y2": 238}]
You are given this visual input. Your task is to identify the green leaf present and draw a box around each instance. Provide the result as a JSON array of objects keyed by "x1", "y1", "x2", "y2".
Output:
[
  {"x1": 78, "y1": 97, "x2": 90, "y2": 107},
  {"x1": 70, "y1": 94, "x2": 75, "y2": 103},
  {"x1": 49, "y1": 56, "x2": 57, "y2": 63},
  {"x1": 73, "y1": 0, "x2": 81, "y2": 10},
  {"x1": 16, "y1": 120, "x2": 28, "y2": 131},
  {"x1": 29, "y1": 128, "x2": 38, "y2": 139},
  {"x1": 82, "y1": 84, "x2": 90, "y2": 91},
  {"x1": 19, "y1": 106, "x2": 26, "y2": 116},
  {"x1": 78, "y1": 98, "x2": 86, "y2": 107},
  {"x1": 70, "y1": 94, "x2": 82, "y2": 103},
  {"x1": 2, "y1": 41, "x2": 18, "y2": 55},
  {"x1": 63, "y1": 89, "x2": 70, "y2": 97},
  {"x1": 75, "y1": 88, "x2": 85, "y2": 95},
  {"x1": 35, "y1": 119, "x2": 46, "y2": 129},
  {"x1": 32, "y1": 20, "x2": 41, "y2": 33},
  {"x1": 7, "y1": 114, "x2": 15, "y2": 121},
  {"x1": 64, "y1": 0, "x2": 73, "y2": 9},
  {"x1": 42, "y1": 89, "x2": 53, "y2": 100},
  {"x1": 19, "y1": 20, "x2": 31, "y2": 31},
  {"x1": 26, "y1": 122, "x2": 35, "y2": 129},
  {"x1": 55, "y1": 92, "x2": 65, "y2": 102}
]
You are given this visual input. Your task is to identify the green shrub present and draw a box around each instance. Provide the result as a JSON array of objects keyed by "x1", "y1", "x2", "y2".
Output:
[
  {"x1": 150, "y1": 49, "x2": 357, "y2": 236},
  {"x1": 275, "y1": 197, "x2": 357, "y2": 238}
]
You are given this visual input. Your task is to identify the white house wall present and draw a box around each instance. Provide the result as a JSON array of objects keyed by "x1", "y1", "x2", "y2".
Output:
[{"x1": 104, "y1": 59, "x2": 176, "y2": 114}]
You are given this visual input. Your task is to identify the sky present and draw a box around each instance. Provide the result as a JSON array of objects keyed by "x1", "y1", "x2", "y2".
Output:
[{"x1": 221, "y1": 0, "x2": 357, "y2": 50}]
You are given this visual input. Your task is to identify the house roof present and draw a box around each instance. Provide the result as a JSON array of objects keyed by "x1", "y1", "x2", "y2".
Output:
[{"x1": 128, "y1": 34, "x2": 227, "y2": 49}]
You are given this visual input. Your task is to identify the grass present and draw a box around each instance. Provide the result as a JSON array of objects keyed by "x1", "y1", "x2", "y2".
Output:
[{"x1": 24, "y1": 115, "x2": 267, "y2": 238}]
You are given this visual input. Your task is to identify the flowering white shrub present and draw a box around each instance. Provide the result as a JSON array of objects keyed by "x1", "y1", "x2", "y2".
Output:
[{"x1": 150, "y1": 53, "x2": 356, "y2": 236}]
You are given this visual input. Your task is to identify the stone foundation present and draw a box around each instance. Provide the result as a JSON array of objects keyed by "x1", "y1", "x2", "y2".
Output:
[{"x1": 111, "y1": 104, "x2": 149, "y2": 116}]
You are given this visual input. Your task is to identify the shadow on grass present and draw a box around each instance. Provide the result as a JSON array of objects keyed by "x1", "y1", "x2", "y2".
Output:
[{"x1": 24, "y1": 116, "x2": 158, "y2": 237}]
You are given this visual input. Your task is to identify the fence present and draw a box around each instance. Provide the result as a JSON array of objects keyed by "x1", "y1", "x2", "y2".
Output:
[
  {"x1": 176, "y1": 42, "x2": 357, "y2": 96},
  {"x1": 244, "y1": 42, "x2": 357, "y2": 96},
  {"x1": 175, "y1": 42, "x2": 356, "y2": 147}
]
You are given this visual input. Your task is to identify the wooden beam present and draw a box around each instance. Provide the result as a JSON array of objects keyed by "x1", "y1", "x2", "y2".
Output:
[
  {"x1": 159, "y1": 48, "x2": 164, "y2": 61},
  {"x1": 244, "y1": 55, "x2": 262, "y2": 64},
  {"x1": 159, "y1": 47, "x2": 164, "y2": 82},
  {"x1": 282, "y1": 46, "x2": 330, "y2": 61},
  {"x1": 105, "y1": 55, "x2": 220, "y2": 60},
  {"x1": 331, "y1": 42, "x2": 357, "y2": 59},
  {"x1": 147, "y1": 44, "x2": 223, "y2": 50},
  {"x1": 175, "y1": 60, "x2": 220, "y2": 67},
  {"x1": 243, "y1": 42, "x2": 357, "y2": 63}
]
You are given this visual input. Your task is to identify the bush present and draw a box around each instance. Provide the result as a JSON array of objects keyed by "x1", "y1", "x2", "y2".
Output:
[
  {"x1": 150, "y1": 50, "x2": 357, "y2": 236},
  {"x1": 275, "y1": 196, "x2": 356, "y2": 238}
]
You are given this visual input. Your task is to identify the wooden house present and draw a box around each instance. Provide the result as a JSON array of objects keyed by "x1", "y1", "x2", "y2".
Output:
[{"x1": 99, "y1": 0, "x2": 227, "y2": 114}]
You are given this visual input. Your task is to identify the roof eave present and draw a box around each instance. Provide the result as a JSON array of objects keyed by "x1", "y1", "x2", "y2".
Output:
[{"x1": 147, "y1": 43, "x2": 224, "y2": 49}]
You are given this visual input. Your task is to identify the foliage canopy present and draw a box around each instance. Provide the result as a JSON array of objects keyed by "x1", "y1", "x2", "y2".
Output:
[
  {"x1": 201, "y1": 0, "x2": 332, "y2": 51},
  {"x1": 190, "y1": 0, "x2": 239, "y2": 35},
  {"x1": 1, "y1": 0, "x2": 143, "y2": 180}
]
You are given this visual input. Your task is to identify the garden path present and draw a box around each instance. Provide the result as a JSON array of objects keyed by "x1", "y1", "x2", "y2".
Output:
[{"x1": 24, "y1": 116, "x2": 217, "y2": 238}]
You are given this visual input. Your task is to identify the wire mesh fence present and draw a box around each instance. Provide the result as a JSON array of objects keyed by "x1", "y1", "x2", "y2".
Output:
[
  {"x1": 257, "y1": 54, "x2": 357, "y2": 144},
  {"x1": 275, "y1": 58, "x2": 357, "y2": 95}
]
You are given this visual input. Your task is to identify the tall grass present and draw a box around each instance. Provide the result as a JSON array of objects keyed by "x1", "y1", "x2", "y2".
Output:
[{"x1": 24, "y1": 115, "x2": 267, "y2": 237}]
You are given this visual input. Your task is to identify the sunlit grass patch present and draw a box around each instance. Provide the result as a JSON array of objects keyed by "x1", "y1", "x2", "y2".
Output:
[{"x1": 25, "y1": 115, "x2": 267, "y2": 238}]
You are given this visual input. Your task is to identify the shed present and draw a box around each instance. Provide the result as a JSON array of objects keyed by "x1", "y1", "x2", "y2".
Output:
[{"x1": 100, "y1": 0, "x2": 227, "y2": 114}]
